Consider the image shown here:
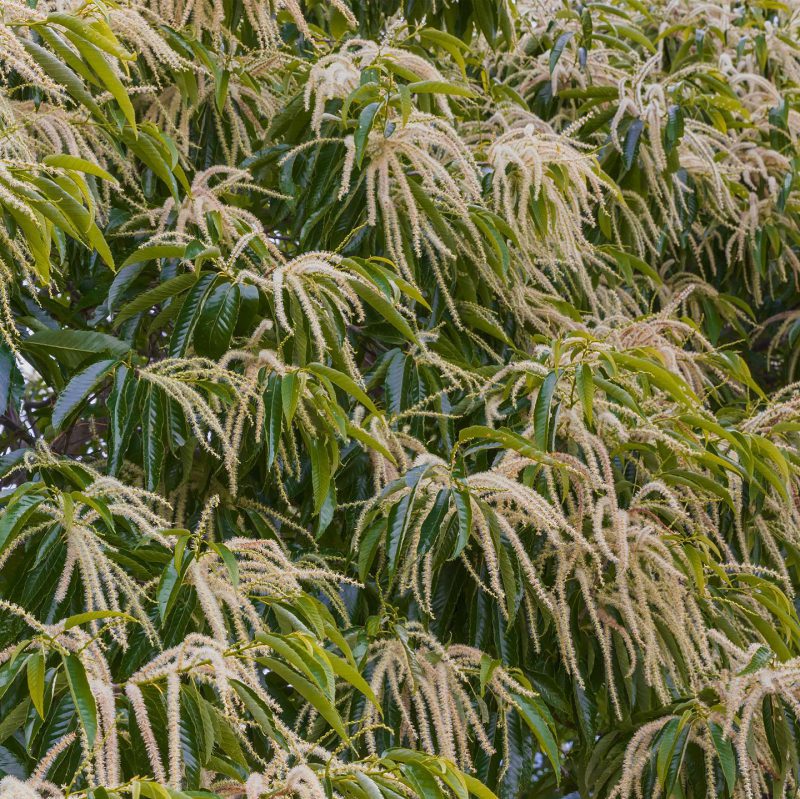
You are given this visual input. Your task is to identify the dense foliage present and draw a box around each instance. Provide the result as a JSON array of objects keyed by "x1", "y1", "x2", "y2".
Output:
[{"x1": 2, "y1": 0, "x2": 800, "y2": 797}]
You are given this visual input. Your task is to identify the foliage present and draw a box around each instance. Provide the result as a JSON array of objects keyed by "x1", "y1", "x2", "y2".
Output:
[{"x1": 2, "y1": 1, "x2": 800, "y2": 798}]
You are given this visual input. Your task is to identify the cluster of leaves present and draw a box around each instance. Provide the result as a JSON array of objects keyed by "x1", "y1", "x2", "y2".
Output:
[{"x1": 3, "y1": 1, "x2": 800, "y2": 799}]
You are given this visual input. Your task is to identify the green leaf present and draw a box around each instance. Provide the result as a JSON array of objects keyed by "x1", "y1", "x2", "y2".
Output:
[
  {"x1": 126, "y1": 130, "x2": 180, "y2": 202},
  {"x1": 0, "y1": 344, "x2": 17, "y2": 417},
  {"x1": 655, "y1": 714, "x2": 690, "y2": 795},
  {"x1": 407, "y1": 80, "x2": 476, "y2": 98},
  {"x1": 386, "y1": 485, "x2": 416, "y2": 580},
  {"x1": 21, "y1": 39, "x2": 102, "y2": 118},
  {"x1": 0, "y1": 653, "x2": 25, "y2": 704},
  {"x1": 479, "y1": 654, "x2": 499, "y2": 697},
  {"x1": 157, "y1": 560, "x2": 182, "y2": 622},
  {"x1": 210, "y1": 542, "x2": 239, "y2": 588},
  {"x1": 23, "y1": 330, "x2": 130, "y2": 370},
  {"x1": 326, "y1": 651, "x2": 382, "y2": 713},
  {"x1": 195, "y1": 282, "x2": 240, "y2": 359},
  {"x1": 8, "y1": 204, "x2": 51, "y2": 281},
  {"x1": 215, "y1": 69, "x2": 230, "y2": 114},
  {"x1": 0, "y1": 698, "x2": 31, "y2": 743},
  {"x1": 623, "y1": 119, "x2": 645, "y2": 171},
  {"x1": 134, "y1": 782, "x2": 171, "y2": 799},
  {"x1": 419, "y1": 489, "x2": 450, "y2": 555},
  {"x1": 533, "y1": 371, "x2": 558, "y2": 451},
  {"x1": 63, "y1": 610, "x2": 137, "y2": 629},
  {"x1": 575, "y1": 363, "x2": 593, "y2": 427},
  {"x1": 358, "y1": 521, "x2": 384, "y2": 582},
  {"x1": 303, "y1": 431, "x2": 331, "y2": 515},
  {"x1": 611, "y1": 352, "x2": 697, "y2": 405},
  {"x1": 116, "y1": 272, "x2": 198, "y2": 324},
  {"x1": 665, "y1": 105, "x2": 684, "y2": 152},
  {"x1": 458, "y1": 426, "x2": 565, "y2": 468},
  {"x1": 511, "y1": 692, "x2": 561, "y2": 780},
  {"x1": 169, "y1": 273, "x2": 217, "y2": 356},
  {"x1": 345, "y1": 421, "x2": 397, "y2": 465},
  {"x1": 661, "y1": 469, "x2": 734, "y2": 509},
  {"x1": 264, "y1": 374, "x2": 283, "y2": 469},
  {"x1": 472, "y1": 0, "x2": 498, "y2": 46},
  {"x1": 355, "y1": 772, "x2": 384, "y2": 799},
  {"x1": 399, "y1": 84, "x2": 412, "y2": 125},
  {"x1": 52, "y1": 358, "x2": 116, "y2": 431},
  {"x1": 550, "y1": 32, "x2": 574, "y2": 74},
  {"x1": 419, "y1": 28, "x2": 468, "y2": 74},
  {"x1": 142, "y1": 386, "x2": 166, "y2": 491},
  {"x1": 593, "y1": 376, "x2": 644, "y2": 417},
  {"x1": 45, "y1": 13, "x2": 133, "y2": 60},
  {"x1": 107, "y1": 365, "x2": 139, "y2": 475},
  {"x1": 308, "y1": 363, "x2": 380, "y2": 415},
  {"x1": 257, "y1": 656, "x2": 348, "y2": 740},
  {"x1": 230, "y1": 679, "x2": 281, "y2": 743},
  {"x1": 62, "y1": 653, "x2": 98, "y2": 748},
  {"x1": 281, "y1": 373, "x2": 301, "y2": 423},
  {"x1": 62, "y1": 31, "x2": 136, "y2": 133},
  {"x1": 121, "y1": 244, "x2": 186, "y2": 269},
  {"x1": 348, "y1": 279, "x2": 417, "y2": 342},
  {"x1": 737, "y1": 645, "x2": 771, "y2": 676},
  {"x1": 355, "y1": 102, "x2": 381, "y2": 168},
  {"x1": 87, "y1": 221, "x2": 115, "y2": 270},
  {"x1": 451, "y1": 486, "x2": 472, "y2": 559},
  {"x1": 462, "y1": 775, "x2": 500, "y2": 799},
  {"x1": 710, "y1": 723, "x2": 736, "y2": 795},
  {"x1": 27, "y1": 653, "x2": 46, "y2": 719},
  {"x1": 400, "y1": 762, "x2": 445, "y2": 799},
  {"x1": 0, "y1": 493, "x2": 44, "y2": 557},
  {"x1": 42, "y1": 154, "x2": 115, "y2": 183}
]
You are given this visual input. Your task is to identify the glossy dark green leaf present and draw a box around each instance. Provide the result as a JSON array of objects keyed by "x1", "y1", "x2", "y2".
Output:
[
  {"x1": 386, "y1": 487, "x2": 414, "y2": 580},
  {"x1": 142, "y1": 386, "x2": 166, "y2": 491},
  {"x1": 623, "y1": 118, "x2": 645, "y2": 171},
  {"x1": 263, "y1": 373, "x2": 283, "y2": 469},
  {"x1": 0, "y1": 344, "x2": 19, "y2": 416},
  {"x1": 511, "y1": 692, "x2": 561, "y2": 780},
  {"x1": 116, "y1": 272, "x2": 198, "y2": 324},
  {"x1": 354, "y1": 102, "x2": 381, "y2": 168},
  {"x1": 451, "y1": 486, "x2": 472, "y2": 559},
  {"x1": 52, "y1": 358, "x2": 116, "y2": 431},
  {"x1": 62, "y1": 653, "x2": 97, "y2": 748},
  {"x1": 710, "y1": 722, "x2": 736, "y2": 795},
  {"x1": 195, "y1": 282, "x2": 240, "y2": 359},
  {"x1": 419, "y1": 489, "x2": 450, "y2": 555},
  {"x1": 550, "y1": 32, "x2": 574, "y2": 73},
  {"x1": 23, "y1": 330, "x2": 130, "y2": 370},
  {"x1": 157, "y1": 560, "x2": 182, "y2": 621},
  {"x1": 533, "y1": 371, "x2": 557, "y2": 451},
  {"x1": 656, "y1": 716, "x2": 690, "y2": 796},
  {"x1": 358, "y1": 521, "x2": 384, "y2": 582},
  {"x1": 0, "y1": 493, "x2": 45, "y2": 557},
  {"x1": 107, "y1": 365, "x2": 139, "y2": 476},
  {"x1": 665, "y1": 104, "x2": 684, "y2": 152},
  {"x1": 169, "y1": 273, "x2": 217, "y2": 357}
]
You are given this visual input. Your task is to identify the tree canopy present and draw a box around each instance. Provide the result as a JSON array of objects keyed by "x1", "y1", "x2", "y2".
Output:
[{"x1": 1, "y1": 1, "x2": 800, "y2": 798}]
